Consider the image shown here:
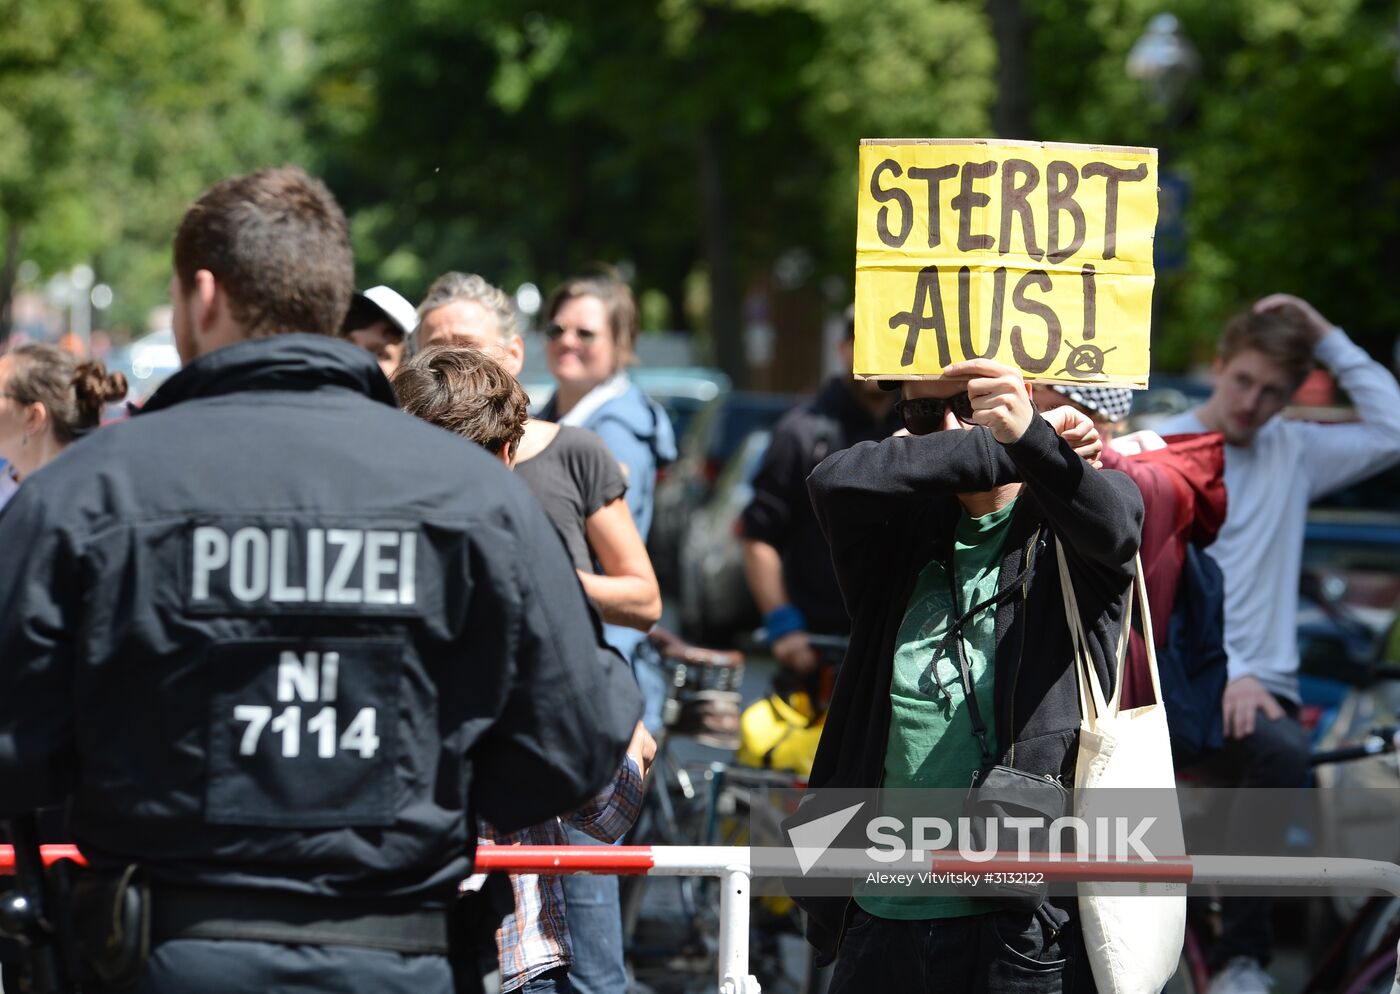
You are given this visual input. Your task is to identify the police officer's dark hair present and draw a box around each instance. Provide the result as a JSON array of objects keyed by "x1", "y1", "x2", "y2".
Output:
[
  {"x1": 173, "y1": 166, "x2": 354, "y2": 338},
  {"x1": 392, "y1": 344, "x2": 529, "y2": 460},
  {"x1": 5, "y1": 343, "x2": 127, "y2": 444}
]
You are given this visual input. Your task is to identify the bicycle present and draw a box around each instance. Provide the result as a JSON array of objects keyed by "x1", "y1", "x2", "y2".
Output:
[
  {"x1": 622, "y1": 628, "x2": 745, "y2": 977},
  {"x1": 623, "y1": 628, "x2": 847, "y2": 994}
]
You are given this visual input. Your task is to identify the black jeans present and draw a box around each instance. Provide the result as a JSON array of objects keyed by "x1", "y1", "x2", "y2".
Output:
[
  {"x1": 1199, "y1": 699, "x2": 1311, "y2": 971},
  {"x1": 117, "y1": 938, "x2": 453, "y2": 994},
  {"x1": 829, "y1": 899, "x2": 1094, "y2": 994}
]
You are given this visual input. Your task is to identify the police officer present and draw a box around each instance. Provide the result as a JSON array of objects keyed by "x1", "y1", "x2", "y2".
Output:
[{"x1": 0, "y1": 166, "x2": 641, "y2": 993}]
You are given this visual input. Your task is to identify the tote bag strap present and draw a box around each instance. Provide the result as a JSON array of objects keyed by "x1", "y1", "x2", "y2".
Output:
[
  {"x1": 1059, "y1": 542, "x2": 1163, "y2": 718},
  {"x1": 1054, "y1": 537, "x2": 1106, "y2": 722},
  {"x1": 1125, "y1": 552, "x2": 1164, "y2": 708}
]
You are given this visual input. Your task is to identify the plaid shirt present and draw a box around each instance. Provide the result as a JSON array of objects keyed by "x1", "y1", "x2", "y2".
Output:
[{"x1": 480, "y1": 755, "x2": 644, "y2": 992}]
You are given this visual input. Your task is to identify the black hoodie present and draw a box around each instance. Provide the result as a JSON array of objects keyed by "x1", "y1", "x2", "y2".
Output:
[
  {"x1": 0, "y1": 334, "x2": 640, "y2": 904},
  {"x1": 797, "y1": 414, "x2": 1143, "y2": 962}
]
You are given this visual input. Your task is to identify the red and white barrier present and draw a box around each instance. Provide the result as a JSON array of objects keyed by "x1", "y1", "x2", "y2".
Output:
[{"x1": 6, "y1": 845, "x2": 1400, "y2": 994}]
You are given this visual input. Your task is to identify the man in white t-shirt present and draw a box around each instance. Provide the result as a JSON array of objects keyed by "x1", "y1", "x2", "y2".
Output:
[{"x1": 1160, "y1": 293, "x2": 1400, "y2": 994}]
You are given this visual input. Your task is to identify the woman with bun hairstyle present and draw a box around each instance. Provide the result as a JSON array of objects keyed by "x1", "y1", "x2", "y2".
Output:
[{"x1": 0, "y1": 344, "x2": 127, "y2": 506}]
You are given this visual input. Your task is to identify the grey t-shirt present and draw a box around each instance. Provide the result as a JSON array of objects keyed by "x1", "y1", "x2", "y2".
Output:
[{"x1": 515, "y1": 426, "x2": 628, "y2": 571}]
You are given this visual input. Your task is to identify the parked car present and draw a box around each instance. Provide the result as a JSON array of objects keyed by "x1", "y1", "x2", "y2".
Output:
[
  {"x1": 651, "y1": 391, "x2": 799, "y2": 592},
  {"x1": 520, "y1": 366, "x2": 729, "y2": 433},
  {"x1": 631, "y1": 366, "x2": 730, "y2": 444},
  {"x1": 108, "y1": 328, "x2": 182, "y2": 403},
  {"x1": 678, "y1": 429, "x2": 771, "y2": 644}
]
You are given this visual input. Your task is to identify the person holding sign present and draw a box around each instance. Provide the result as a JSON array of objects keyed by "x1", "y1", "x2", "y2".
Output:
[{"x1": 799, "y1": 358, "x2": 1141, "y2": 992}]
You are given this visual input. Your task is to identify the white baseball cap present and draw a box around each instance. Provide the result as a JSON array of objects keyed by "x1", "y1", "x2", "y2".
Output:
[{"x1": 356, "y1": 285, "x2": 418, "y2": 338}]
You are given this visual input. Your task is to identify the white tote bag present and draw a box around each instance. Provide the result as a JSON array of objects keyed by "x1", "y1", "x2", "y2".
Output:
[{"x1": 1056, "y1": 541, "x2": 1187, "y2": 994}]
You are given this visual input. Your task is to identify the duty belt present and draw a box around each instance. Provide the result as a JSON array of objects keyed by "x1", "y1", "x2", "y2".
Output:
[{"x1": 152, "y1": 885, "x2": 451, "y2": 955}]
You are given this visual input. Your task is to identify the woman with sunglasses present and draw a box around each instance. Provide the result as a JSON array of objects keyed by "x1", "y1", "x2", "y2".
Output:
[
  {"x1": 414, "y1": 271, "x2": 662, "y2": 635},
  {"x1": 538, "y1": 275, "x2": 677, "y2": 543},
  {"x1": 0, "y1": 343, "x2": 127, "y2": 510}
]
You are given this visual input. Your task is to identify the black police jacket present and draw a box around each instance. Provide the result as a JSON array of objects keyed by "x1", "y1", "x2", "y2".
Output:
[{"x1": 0, "y1": 334, "x2": 641, "y2": 904}]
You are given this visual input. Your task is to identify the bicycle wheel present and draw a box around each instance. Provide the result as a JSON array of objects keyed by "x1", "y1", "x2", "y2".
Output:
[
  {"x1": 1338, "y1": 948, "x2": 1398, "y2": 994},
  {"x1": 1350, "y1": 899, "x2": 1400, "y2": 973},
  {"x1": 621, "y1": 758, "x2": 712, "y2": 963}
]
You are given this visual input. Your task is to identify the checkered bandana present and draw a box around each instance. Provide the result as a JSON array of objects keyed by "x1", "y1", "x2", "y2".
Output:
[{"x1": 1050, "y1": 385, "x2": 1134, "y2": 422}]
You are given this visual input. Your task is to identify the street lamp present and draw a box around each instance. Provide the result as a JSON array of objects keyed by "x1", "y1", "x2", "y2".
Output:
[
  {"x1": 1126, "y1": 13, "x2": 1201, "y2": 112},
  {"x1": 69, "y1": 264, "x2": 94, "y2": 352}
]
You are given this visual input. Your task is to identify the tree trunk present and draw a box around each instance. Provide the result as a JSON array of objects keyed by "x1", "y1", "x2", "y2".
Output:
[
  {"x1": 987, "y1": 0, "x2": 1034, "y2": 140},
  {"x1": 696, "y1": 124, "x2": 746, "y2": 387},
  {"x1": 0, "y1": 226, "x2": 19, "y2": 347}
]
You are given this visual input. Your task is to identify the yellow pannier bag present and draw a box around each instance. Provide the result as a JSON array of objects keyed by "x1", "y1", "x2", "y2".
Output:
[{"x1": 735, "y1": 690, "x2": 826, "y2": 779}]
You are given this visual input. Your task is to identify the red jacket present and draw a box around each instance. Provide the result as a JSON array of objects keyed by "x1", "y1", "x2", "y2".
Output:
[{"x1": 1102, "y1": 433, "x2": 1227, "y2": 708}]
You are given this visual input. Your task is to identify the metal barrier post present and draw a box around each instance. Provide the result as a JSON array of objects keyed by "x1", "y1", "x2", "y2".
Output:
[{"x1": 717, "y1": 862, "x2": 759, "y2": 994}]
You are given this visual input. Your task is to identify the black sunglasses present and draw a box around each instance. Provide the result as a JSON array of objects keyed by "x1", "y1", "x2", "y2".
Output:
[
  {"x1": 896, "y1": 393, "x2": 975, "y2": 435},
  {"x1": 544, "y1": 323, "x2": 600, "y2": 344}
]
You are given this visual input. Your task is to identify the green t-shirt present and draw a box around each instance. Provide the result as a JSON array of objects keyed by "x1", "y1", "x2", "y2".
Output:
[{"x1": 855, "y1": 497, "x2": 1018, "y2": 920}]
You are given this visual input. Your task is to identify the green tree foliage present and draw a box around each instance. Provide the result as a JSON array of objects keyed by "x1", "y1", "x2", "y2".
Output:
[
  {"x1": 0, "y1": 0, "x2": 310, "y2": 339},
  {"x1": 309, "y1": 0, "x2": 997, "y2": 380},
  {"x1": 5, "y1": 0, "x2": 1396, "y2": 372},
  {"x1": 1025, "y1": 0, "x2": 1400, "y2": 365}
]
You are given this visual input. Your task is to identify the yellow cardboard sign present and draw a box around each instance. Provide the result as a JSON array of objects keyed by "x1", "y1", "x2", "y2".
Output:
[{"x1": 855, "y1": 139, "x2": 1158, "y2": 387}]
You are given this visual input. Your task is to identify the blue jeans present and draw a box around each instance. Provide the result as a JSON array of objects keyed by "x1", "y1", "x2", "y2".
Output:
[
  {"x1": 560, "y1": 823, "x2": 628, "y2": 994},
  {"x1": 631, "y1": 643, "x2": 668, "y2": 737},
  {"x1": 520, "y1": 966, "x2": 574, "y2": 993},
  {"x1": 123, "y1": 939, "x2": 451, "y2": 994},
  {"x1": 829, "y1": 899, "x2": 1092, "y2": 994}
]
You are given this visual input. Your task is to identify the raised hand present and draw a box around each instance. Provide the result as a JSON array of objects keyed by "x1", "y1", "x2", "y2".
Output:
[
  {"x1": 1041, "y1": 405, "x2": 1103, "y2": 467},
  {"x1": 1254, "y1": 293, "x2": 1331, "y2": 346},
  {"x1": 941, "y1": 359, "x2": 1034, "y2": 445}
]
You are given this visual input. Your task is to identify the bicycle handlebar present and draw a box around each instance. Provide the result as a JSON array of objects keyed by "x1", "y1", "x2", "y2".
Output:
[{"x1": 1310, "y1": 726, "x2": 1399, "y2": 767}]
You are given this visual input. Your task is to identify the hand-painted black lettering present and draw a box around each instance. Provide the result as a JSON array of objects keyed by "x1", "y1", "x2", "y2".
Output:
[
  {"x1": 1046, "y1": 161, "x2": 1086, "y2": 263},
  {"x1": 1081, "y1": 264, "x2": 1097, "y2": 341},
  {"x1": 908, "y1": 164, "x2": 958, "y2": 248},
  {"x1": 998, "y1": 159, "x2": 1043, "y2": 260},
  {"x1": 871, "y1": 159, "x2": 914, "y2": 248},
  {"x1": 889, "y1": 265, "x2": 952, "y2": 367},
  {"x1": 1010, "y1": 270, "x2": 1062, "y2": 373},
  {"x1": 1081, "y1": 161, "x2": 1149, "y2": 259},
  {"x1": 957, "y1": 265, "x2": 1007, "y2": 360},
  {"x1": 952, "y1": 161, "x2": 998, "y2": 252}
]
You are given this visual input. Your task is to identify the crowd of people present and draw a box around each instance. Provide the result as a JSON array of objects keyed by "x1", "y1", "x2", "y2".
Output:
[{"x1": 1, "y1": 162, "x2": 1399, "y2": 994}]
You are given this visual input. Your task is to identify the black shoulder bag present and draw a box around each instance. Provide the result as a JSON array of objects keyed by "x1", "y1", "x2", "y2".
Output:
[{"x1": 940, "y1": 545, "x2": 1067, "y2": 909}]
